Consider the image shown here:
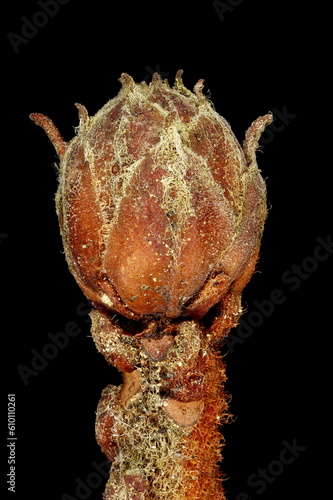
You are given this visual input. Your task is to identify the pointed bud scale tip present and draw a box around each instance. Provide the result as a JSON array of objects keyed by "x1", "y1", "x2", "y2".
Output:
[
  {"x1": 193, "y1": 79, "x2": 205, "y2": 100},
  {"x1": 151, "y1": 72, "x2": 163, "y2": 84},
  {"x1": 243, "y1": 112, "x2": 274, "y2": 165},
  {"x1": 175, "y1": 69, "x2": 184, "y2": 82},
  {"x1": 74, "y1": 103, "x2": 89, "y2": 129},
  {"x1": 119, "y1": 73, "x2": 136, "y2": 90},
  {"x1": 30, "y1": 71, "x2": 272, "y2": 326},
  {"x1": 29, "y1": 112, "x2": 68, "y2": 158}
]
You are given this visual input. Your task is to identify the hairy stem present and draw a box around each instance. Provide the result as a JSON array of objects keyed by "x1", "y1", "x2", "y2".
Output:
[{"x1": 92, "y1": 312, "x2": 231, "y2": 500}]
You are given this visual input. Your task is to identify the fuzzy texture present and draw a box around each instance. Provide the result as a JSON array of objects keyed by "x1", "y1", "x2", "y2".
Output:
[
  {"x1": 91, "y1": 310, "x2": 229, "y2": 500},
  {"x1": 30, "y1": 71, "x2": 272, "y2": 500}
]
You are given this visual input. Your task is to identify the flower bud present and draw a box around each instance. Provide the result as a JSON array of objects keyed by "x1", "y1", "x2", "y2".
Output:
[
  {"x1": 30, "y1": 72, "x2": 273, "y2": 500},
  {"x1": 30, "y1": 71, "x2": 272, "y2": 326}
]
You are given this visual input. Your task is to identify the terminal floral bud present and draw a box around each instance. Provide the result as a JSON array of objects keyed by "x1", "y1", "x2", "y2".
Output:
[
  {"x1": 30, "y1": 71, "x2": 272, "y2": 328},
  {"x1": 30, "y1": 71, "x2": 272, "y2": 500}
]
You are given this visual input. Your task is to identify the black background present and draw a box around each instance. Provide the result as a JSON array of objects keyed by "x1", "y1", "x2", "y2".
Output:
[{"x1": 2, "y1": 1, "x2": 331, "y2": 500}]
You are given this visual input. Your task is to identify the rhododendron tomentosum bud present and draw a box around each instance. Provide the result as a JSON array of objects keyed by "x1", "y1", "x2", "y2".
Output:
[{"x1": 30, "y1": 71, "x2": 272, "y2": 500}]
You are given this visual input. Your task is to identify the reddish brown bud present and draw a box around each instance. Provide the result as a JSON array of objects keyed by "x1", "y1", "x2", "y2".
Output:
[
  {"x1": 30, "y1": 71, "x2": 272, "y2": 327},
  {"x1": 30, "y1": 71, "x2": 272, "y2": 500}
]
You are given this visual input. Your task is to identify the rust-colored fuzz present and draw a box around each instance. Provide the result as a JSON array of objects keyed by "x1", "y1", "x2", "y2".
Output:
[{"x1": 30, "y1": 71, "x2": 272, "y2": 500}]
